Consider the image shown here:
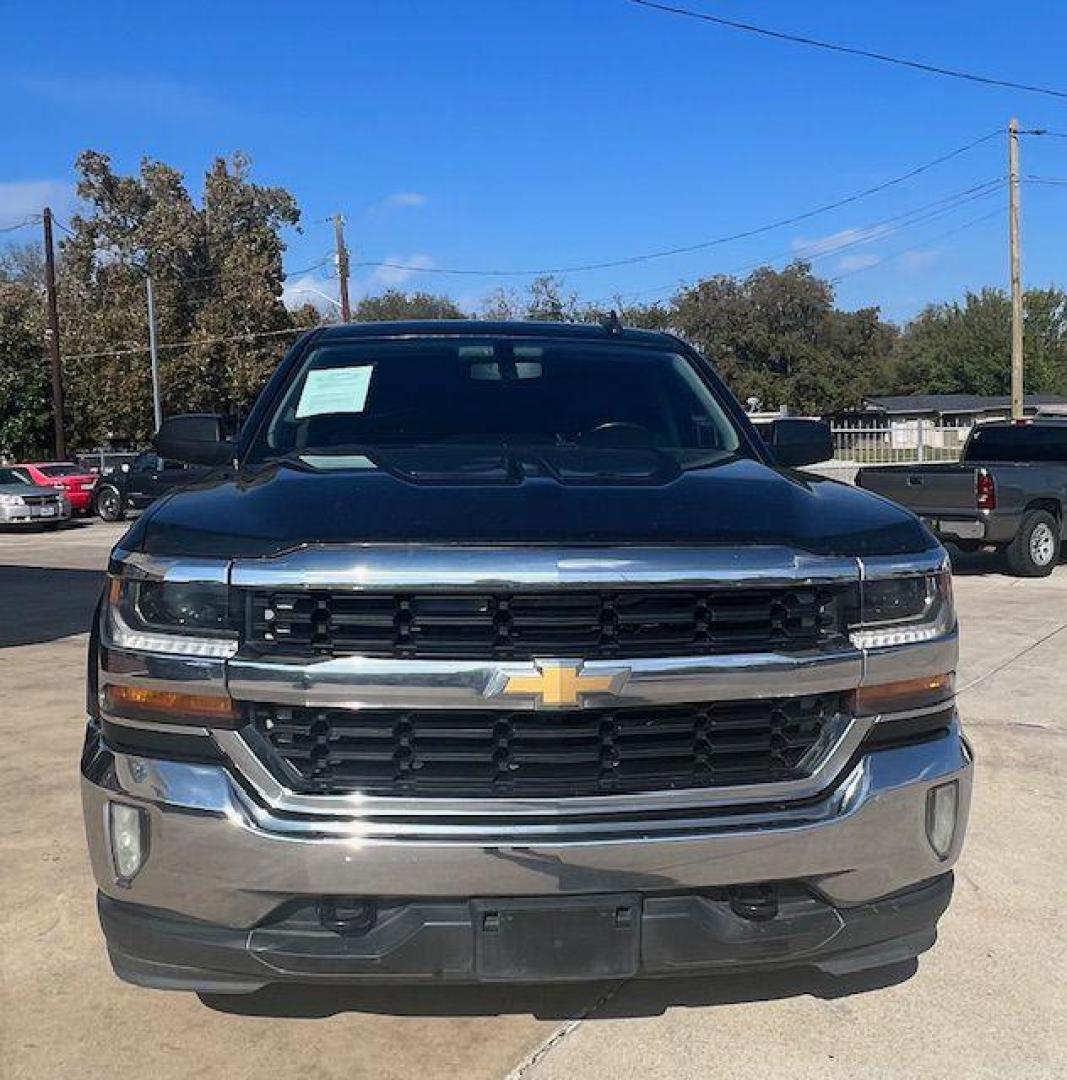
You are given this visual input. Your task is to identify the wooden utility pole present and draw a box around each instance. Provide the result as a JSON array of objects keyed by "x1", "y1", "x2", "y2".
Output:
[
  {"x1": 333, "y1": 214, "x2": 352, "y2": 322},
  {"x1": 42, "y1": 208, "x2": 66, "y2": 460},
  {"x1": 1008, "y1": 118, "x2": 1024, "y2": 420}
]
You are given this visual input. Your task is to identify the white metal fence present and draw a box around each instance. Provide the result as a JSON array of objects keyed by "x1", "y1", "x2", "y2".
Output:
[{"x1": 829, "y1": 419, "x2": 966, "y2": 467}]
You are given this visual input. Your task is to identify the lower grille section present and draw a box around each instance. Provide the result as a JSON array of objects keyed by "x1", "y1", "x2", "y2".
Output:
[{"x1": 247, "y1": 695, "x2": 841, "y2": 798}]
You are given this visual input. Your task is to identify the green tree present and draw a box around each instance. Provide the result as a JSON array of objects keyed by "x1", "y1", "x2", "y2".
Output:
[
  {"x1": 0, "y1": 246, "x2": 50, "y2": 458},
  {"x1": 671, "y1": 262, "x2": 896, "y2": 413},
  {"x1": 57, "y1": 150, "x2": 304, "y2": 446},
  {"x1": 892, "y1": 287, "x2": 1067, "y2": 396},
  {"x1": 354, "y1": 290, "x2": 465, "y2": 321}
]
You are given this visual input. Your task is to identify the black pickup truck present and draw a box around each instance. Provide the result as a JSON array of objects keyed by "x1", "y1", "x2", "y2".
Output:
[
  {"x1": 92, "y1": 450, "x2": 210, "y2": 521},
  {"x1": 82, "y1": 320, "x2": 970, "y2": 993},
  {"x1": 857, "y1": 418, "x2": 1067, "y2": 576}
]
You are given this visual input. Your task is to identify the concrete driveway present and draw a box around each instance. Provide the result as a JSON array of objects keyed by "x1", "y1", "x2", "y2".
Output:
[{"x1": 1, "y1": 522, "x2": 1064, "y2": 1080}]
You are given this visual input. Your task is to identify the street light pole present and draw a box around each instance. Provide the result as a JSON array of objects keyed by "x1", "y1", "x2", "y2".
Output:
[{"x1": 146, "y1": 276, "x2": 162, "y2": 431}]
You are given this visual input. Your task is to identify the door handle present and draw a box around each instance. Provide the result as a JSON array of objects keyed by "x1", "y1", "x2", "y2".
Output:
[{"x1": 907, "y1": 476, "x2": 923, "y2": 486}]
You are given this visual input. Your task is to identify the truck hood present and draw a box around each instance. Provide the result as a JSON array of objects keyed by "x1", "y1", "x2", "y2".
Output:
[{"x1": 123, "y1": 447, "x2": 935, "y2": 559}]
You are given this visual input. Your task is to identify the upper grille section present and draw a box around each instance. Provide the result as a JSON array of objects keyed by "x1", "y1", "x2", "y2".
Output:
[
  {"x1": 244, "y1": 586, "x2": 842, "y2": 660},
  {"x1": 247, "y1": 694, "x2": 841, "y2": 798}
]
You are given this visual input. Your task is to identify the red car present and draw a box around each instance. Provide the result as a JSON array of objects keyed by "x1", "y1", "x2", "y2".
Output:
[{"x1": 12, "y1": 462, "x2": 98, "y2": 515}]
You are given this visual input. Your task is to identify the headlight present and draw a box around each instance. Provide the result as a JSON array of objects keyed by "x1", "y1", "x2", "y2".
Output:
[
  {"x1": 106, "y1": 575, "x2": 237, "y2": 657},
  {"x1": 0, "y1": 493, "x2": 25, "y2": 506},
  {"x1": 136, "y1": 580, "x2": 232, "y2": 633},
  {"x1": 850, "y1": 568, "x2": 954, "y2": 649}
]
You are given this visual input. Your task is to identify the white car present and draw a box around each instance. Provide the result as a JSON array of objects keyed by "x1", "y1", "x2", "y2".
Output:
[{"x1": 0, "y1": 466, "x2": 71, "y2": 527}]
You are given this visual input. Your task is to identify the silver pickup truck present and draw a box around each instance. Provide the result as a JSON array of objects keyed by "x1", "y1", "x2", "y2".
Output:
[{"x1": 857, "y1": 418, "x2": 1067, "y2": 576}]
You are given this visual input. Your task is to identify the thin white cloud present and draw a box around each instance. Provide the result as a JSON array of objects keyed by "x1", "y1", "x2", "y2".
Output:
[
  {"x1": 898, "y1": 250, "x2": 939, "y2": 273},
  {"x1": 792, "y1": 225, "x2": 892, "y2": 259},
  {"x1": 372, "y1": 253, "x2": 434, "y2": 287},
  {"x1": 837, "y1": 253, "x2": 882, "y2": 273},
  {"x1": 14, "y1": 74, "x2": 224, "y2": 121},
  {"x1": 0, "y1": 179, "x2": 76, "y2": 228},
  {"x1": 381, "y1": 192, "x2": 428, "y2": 210}
]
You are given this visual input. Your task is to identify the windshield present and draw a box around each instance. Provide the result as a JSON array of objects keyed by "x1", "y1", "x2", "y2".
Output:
[
  {"x1": 965, "y1": 424, "x2": 1067, "y2": 463},
  {"x1": 252, "y1": 338, "x2": 743, "y2": 460},
  {"x1": 38, "y1": 464, "x2": 84, "y2": 477},
  {"x1": 0, "y1": 468, "x2": 31, "y2": 486}
]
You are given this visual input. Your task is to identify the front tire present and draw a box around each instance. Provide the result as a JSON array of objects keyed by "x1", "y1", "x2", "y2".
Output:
[
  {"x1": 1005, "y1": 510, "x2": 1060, "y2": 577},
  {"x1": 95, "y1": 485, "x2": 126, "y2": 522}
]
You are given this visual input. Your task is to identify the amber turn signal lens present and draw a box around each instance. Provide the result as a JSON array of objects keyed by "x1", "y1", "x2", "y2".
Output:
[
  {"x1": 852, "y1": 673, "x2": 955, "y2": 716},
  {"x1": 104, "y1": 684, "x2": 238, "y2": 724}
]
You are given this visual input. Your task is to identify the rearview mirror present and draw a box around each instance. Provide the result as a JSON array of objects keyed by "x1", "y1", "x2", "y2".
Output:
[
  {"x1": 761, "y1": 418, "x2": 833, "y2": 467},
  {"x1": 153, "y1": 414, "x2": 233, "y2": 467}
]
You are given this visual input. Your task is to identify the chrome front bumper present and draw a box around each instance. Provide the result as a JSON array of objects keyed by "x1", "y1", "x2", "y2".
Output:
[{"x1": 82, "y1": 719, "x2": 972, "y2": 929}]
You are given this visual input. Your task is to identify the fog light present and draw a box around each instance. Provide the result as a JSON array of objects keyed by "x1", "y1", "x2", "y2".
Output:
[
  {"x1": 926, "y1": 781, "x2": 958, "y2": 859},
  {"x1": 109, "y1": 802, "x2": 147, "y2": 882}
]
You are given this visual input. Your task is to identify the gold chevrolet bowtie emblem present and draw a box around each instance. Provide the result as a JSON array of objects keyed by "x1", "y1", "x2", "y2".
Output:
[{"x1": 497, "y1": 661, "x2": 629, "y2": 708}]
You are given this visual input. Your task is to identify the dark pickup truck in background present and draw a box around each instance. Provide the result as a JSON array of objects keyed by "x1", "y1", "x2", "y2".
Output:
[
  {"x1": 91, "y1": 450, "x2": 210, "y2": 521},
  {"x1": 857, "y1": 418, "x2": 1067, "y2": 576}
]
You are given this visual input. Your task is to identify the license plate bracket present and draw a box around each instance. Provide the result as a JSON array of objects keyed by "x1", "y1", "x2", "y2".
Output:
[{"x1": 472, "y1": 894, "x2": 641, "y2": 981}]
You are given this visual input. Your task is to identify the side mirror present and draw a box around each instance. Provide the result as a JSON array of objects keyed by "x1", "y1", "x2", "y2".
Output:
[
  {"x1": 761, "y1": 418, "x2": 833, "y2": 467},
  {"x1": 153, "y1": 414, "x2": 233, "y2": 467}
]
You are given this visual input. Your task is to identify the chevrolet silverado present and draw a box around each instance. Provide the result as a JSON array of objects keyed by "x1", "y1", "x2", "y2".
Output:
[{"x1": 81, "y1": 320, "x2": 971, "y2": 992}]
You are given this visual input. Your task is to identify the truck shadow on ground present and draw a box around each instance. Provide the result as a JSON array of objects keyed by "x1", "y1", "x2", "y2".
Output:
[
  {"x1": 199, "y1": 960, "x2": 918, "y2": 1020},
  {"x1": 0, "y1": 564, "x2": 103, "y2": 647},
  {"x1": 945, "y1": 543, "x2": 1065, "y2": 577}
]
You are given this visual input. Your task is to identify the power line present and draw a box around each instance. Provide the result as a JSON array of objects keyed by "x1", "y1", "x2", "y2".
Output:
[
  {"x1": 587, "y1": 178, "x2": 1006, "y2": 307},
  {"x1": 830, "y1": 205, "x2": 1006, "y2": 284},
  {"x1": 627, "y1": 0, "x2": 1067, "y2": 100},
  {"x1": 352, "y1": 130, "x2": 1001, "y2": 278},
  {"x1": 63, "y1": 325, "x2": 311, "y2": 363},
  {"x1": 0, "y1": 215, "x2": 42, "y2": 234}
]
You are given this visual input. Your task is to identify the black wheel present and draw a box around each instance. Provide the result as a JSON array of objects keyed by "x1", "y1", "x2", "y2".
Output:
[
  {"x1": 1005, "y1": 509, "x2": 1060, "y2": 577},
  {"x1": 95, "y1": 485, "x2": 126, "y2": 522}
]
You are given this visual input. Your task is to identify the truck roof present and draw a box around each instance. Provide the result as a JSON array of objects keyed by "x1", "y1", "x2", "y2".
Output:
[
  {"x1": 976, "y1": 417, "x2": 1067, "y2": 428},
  {"x1": 303, "y1": 319, "x2": 678, "y2": 347}
]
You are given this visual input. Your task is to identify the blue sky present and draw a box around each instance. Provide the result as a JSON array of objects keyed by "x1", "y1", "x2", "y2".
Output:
[{"x1": 2, "y1": 0, "x2": 1065, "y2": 322}]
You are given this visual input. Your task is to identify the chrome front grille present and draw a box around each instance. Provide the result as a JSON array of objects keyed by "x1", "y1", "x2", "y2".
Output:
[
  {"x1": 246, "y1": 694, "x2": 842, "y2": 798},
  {"x1": 244, "y1": 586, "x2": 845, "y2": 660}
]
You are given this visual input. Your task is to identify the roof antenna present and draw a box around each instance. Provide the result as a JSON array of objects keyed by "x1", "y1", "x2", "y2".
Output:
[{"x1": 601, "y1": 309, "x2": 623, "y2": 335}]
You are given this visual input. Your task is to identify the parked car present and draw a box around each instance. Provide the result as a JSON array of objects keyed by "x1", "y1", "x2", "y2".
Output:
[
  {"x1": 0, "y1": 466, "x2": 71, "y2": 527},
  {"x1": 857, "y1": 417, "x2": 1067, "y2": 576},
  {"x1": 12, "y1": 461, "x2": 98, "y2": 515},
  {"x1": 92, "y1": 450, "x2": 211, "y2": 521},
  {"x1": 83, "y1": 321, "x2": 970, "y2": 994}
]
